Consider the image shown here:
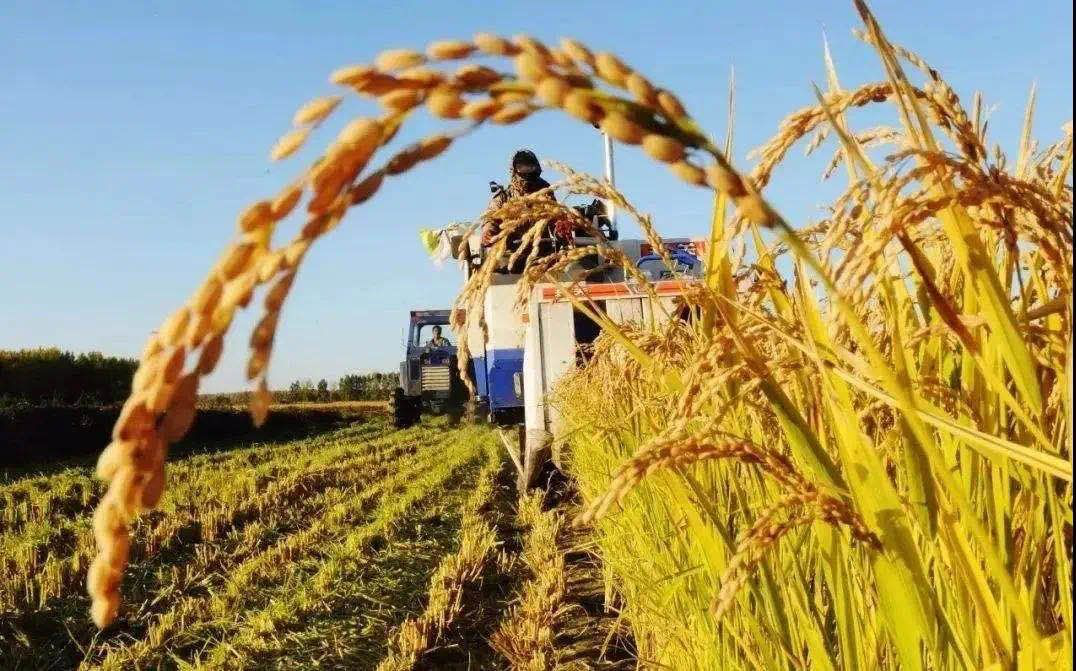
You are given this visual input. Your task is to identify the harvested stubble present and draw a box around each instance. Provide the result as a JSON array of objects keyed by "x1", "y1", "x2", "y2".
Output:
[
  {"x1": 90, "y1": 422, "x2": 485, "y2": 670},
  {"x1": 489, "y1": 493, "x2": 568, "y2": 670},
  {"x1": 2, "y1": 419, "x2": 448, "y2": 668},
  {"x1": 1, "y1": 421, "x2": 408, "y2": 616},
  {"x1": 376, "y1": 438, "x2": 504, "y2": 671}
]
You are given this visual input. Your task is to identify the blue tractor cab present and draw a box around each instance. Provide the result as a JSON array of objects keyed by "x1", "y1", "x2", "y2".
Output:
[{"x1": 392, "y1": 310, "x2": 467, "y2": 427}]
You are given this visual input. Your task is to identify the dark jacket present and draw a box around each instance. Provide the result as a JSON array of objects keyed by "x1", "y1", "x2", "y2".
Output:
[{"x1": 482, "y1": 153, "x2": 555, "y2": 247}]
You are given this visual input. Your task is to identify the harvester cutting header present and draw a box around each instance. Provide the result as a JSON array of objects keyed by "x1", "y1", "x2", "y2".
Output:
[{"x1": 396, "y1": 145, "x2": 705, "y2": 490}]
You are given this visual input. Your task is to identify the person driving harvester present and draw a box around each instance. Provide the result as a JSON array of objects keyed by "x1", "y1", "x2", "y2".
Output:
[
  {"x1": 425, "y1": 325, "x2": 450, "y2": 351},
  {"x1": 481, "y1": 150, "x2": 558, "y2": 269}
]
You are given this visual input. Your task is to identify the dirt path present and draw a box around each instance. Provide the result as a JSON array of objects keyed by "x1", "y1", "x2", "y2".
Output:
[
  {"x1": 410, "y1": 456, "x2": 524, "y2": 670},
  {"x1": 551, "y1": 516, "x2": 636, "y2": 670},
  {"x1": 379, "y1": 459, "x2": 635, "y2": 671}
]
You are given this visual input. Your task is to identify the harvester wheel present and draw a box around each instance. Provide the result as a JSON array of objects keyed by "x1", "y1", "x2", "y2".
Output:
[{"x1": 462, "y1": 398, "x2": 487, "y2": 425}]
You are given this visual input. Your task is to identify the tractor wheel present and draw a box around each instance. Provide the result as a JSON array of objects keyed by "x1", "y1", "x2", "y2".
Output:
[
  {"x1": 446, "y1": 409, "x2": 462, "y2": 427},
  {"x1": 464, "y1": 399, "x2": 489, "y2": 425},
  {"x1": 392, "y1": 388, "x2": 415, "y2": 429}
]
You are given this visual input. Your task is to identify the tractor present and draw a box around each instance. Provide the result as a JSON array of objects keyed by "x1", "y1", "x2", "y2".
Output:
[{"x1": 392, "y1": 310, "x2": 468, "y2": 428}]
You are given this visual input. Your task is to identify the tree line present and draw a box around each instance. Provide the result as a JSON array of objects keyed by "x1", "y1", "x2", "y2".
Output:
[
  {"x1": 1, "y1": 348, "x2": 396, "y2": 408},
  {"x1": 197, "y1": 372, "x2": 397, "y2": 408},
  {"x1": 281, "y1": 372, "x2": 397, "y2": 403},
  {"x1": 0, "y1": 348, "x2": 138, "y2": 406}
]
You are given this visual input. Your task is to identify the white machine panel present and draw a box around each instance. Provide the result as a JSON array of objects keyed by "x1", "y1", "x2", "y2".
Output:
[
  {"x1": 483, "y1": 283, "x2": 526, "y2": 351},
  {"x1": 605, "y1": 297, "x2": 645, "y2": 326}
]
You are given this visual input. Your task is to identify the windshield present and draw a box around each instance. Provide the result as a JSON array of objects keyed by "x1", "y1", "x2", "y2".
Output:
[
  {"x1": 413, "y1": 324, "x2": 455, "y2": 347},
  {"x1": 637, "y1": 257, "x2": 700, "y2": 281}
]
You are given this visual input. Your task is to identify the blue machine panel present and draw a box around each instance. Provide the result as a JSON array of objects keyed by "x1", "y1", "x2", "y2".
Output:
[
  {"x1": 469, "y1": 355, "x2": 488, "y2": 400},
  {"x1": 486, "y1": 348, "x2": 523, "y2": 410}
]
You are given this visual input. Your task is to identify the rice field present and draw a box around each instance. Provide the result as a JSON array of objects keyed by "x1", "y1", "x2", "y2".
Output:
[
  {"x1": 7, "y1": 1, "x2": 1069, "y2": 669},
  {"x1": 0, "y1": 416, "x2": 627, "y2": 670}
]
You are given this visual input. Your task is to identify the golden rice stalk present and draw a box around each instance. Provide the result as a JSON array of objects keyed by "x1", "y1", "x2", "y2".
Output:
[
  {"x1": 426, "y1": 39, "x2": 475, "y2": 60},
  {"x1": 292, "y1": 95, "x2": 342, "y2": 126},
  {"x1": 656, "y1": 89, "x2": 687, "y2": 120},
  {"x1": 379, "y1": 88, "x2": 423, "y2": 113},
  {"x1": 418, "y1": 133, "x2": 453, "y2": 160},
  {"x1": 670, "y1": 159, "x2": 707, "y2": 186},
  {"x1": 548, "y1": 47, "x2": 576, "y2": 70},
  {"x1": 350, "y1": 72, "x2": 403, "y2": 97},
  {"x1": 375, "y1": 48, "x2": 426, "y2": 71},
  {"x1": 237, "y1": 200, "x2": 273, "y2": 233},
  {"x1": 426, "y1": 86, "x2": 466, "y2": 119},
  {"x1": 398, "y1": 66, "x2": 444, "y2": 88},
  {"x1": 158, "y1": 307, "x2": 190, "y2": 347},
  {"x1": 270, "y1": 180, "x2": 304, "y2": 220},
  {"x1": 461, "y1": 97, "x2": 501, "y2": 121},
  {"x1": 625, "y1": 72, "x2": 657, "y2": 105},
  {"x1": 197, "y1": 333, "x2": 224, "y2": 375},
  {"x1": 270, "y1": 127, "x2": 311, "y2": 161},
  {"x1": 513, "y1": 34, "x2": 552, "y2": 58},
  {"x1": 559, "y1": 38, "x2": 594, "y2": 66},
  {"x1": 578, "y1": 432, "x2": 806, "y2": 524},
  {"x1": 490, "y1": 102, "x2": 533, "y2": 125},
  {"x1": 248, "y1": 378, "x2": 271, "y2": 427},
  {"x1": 641, "y1": 134, "x2": 685, "y2": 163},
  {"x1": 594, "y1": 52, "x2": 631, "y2": 87},
  {"x1": 536, "y1": 76, "x2": 571, "y2": 107},
  {"x1": 514, "y1": 51, "x2": 550, "y2": 82},
  {"x1": 349, "y1": 169, "x2": 386, "y2": 204},
  {"x1": 562, "y1": 90, "x2": 603, "y2": 124},
  {"x1": 600, "y1": 111, "x2": 644, "y2": 144},
  {"x1": 330, "y1": 64, "x2": 376, "y2": 86},
  {"x1": 452, "y1": 64, "x2": 503, "y2": 90},
  {"x1": 473, "y1": 32, "x2": 519, "y2": 56}
]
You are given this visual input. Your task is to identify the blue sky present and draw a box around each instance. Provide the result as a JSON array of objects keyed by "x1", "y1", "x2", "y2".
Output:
[{"x1": 2, "y1": 1, "x2": 1071, "y2": 392}]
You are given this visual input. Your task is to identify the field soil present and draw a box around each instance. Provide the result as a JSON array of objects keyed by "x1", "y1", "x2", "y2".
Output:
[{"x1": 0, "y1": 413, "x2": 630, "y2": 670}]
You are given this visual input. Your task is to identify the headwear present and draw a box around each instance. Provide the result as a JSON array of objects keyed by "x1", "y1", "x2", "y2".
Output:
[{"x1": 510, "y1": 149, "x2": 541, "y2": 178}]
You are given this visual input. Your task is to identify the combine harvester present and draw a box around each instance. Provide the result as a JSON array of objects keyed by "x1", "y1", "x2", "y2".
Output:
[{"x1": 410, "y1": 141, "x2": 705, "y2": 491}]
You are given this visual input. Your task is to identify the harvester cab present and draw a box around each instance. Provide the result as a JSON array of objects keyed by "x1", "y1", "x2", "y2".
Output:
[{"x1": 392, "y1": 310, "x2": 467, "y2": 428}]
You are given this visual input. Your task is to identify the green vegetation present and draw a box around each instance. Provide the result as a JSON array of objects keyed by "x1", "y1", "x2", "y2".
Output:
[
  {"x1": 0, "y1": 348, "x2": 137, "y2": 406},
  {"x1": 197, "y1": 373, "x2": 397, "y2": 408}
]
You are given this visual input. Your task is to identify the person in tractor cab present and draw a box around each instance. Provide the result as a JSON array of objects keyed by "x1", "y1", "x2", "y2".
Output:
[
  {"x1": 481, "y1": 149, "x2": 557, "y2": 249},
  {"x1": 425, "y1": 325, "x2": 450, "y2": 350}
]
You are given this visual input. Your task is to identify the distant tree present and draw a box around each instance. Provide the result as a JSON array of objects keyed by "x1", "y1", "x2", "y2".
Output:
[
  {"x1": 338, "y1": 374, "x2": 364, "y2": 400},
  {"x1": 273, "y1": 373, "x2": 394, "y2": 405}
]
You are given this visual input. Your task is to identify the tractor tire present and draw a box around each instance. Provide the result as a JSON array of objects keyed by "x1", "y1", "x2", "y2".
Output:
[
  {"x1": 463, "y1": 398, "x2": 488, "y2": 425},
  {"x1": 392, "y1": 387, "x2": 416, "y2": 429},
  {"x1": 446, "y1": 406, "x2": 463, "y2": 427}
]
